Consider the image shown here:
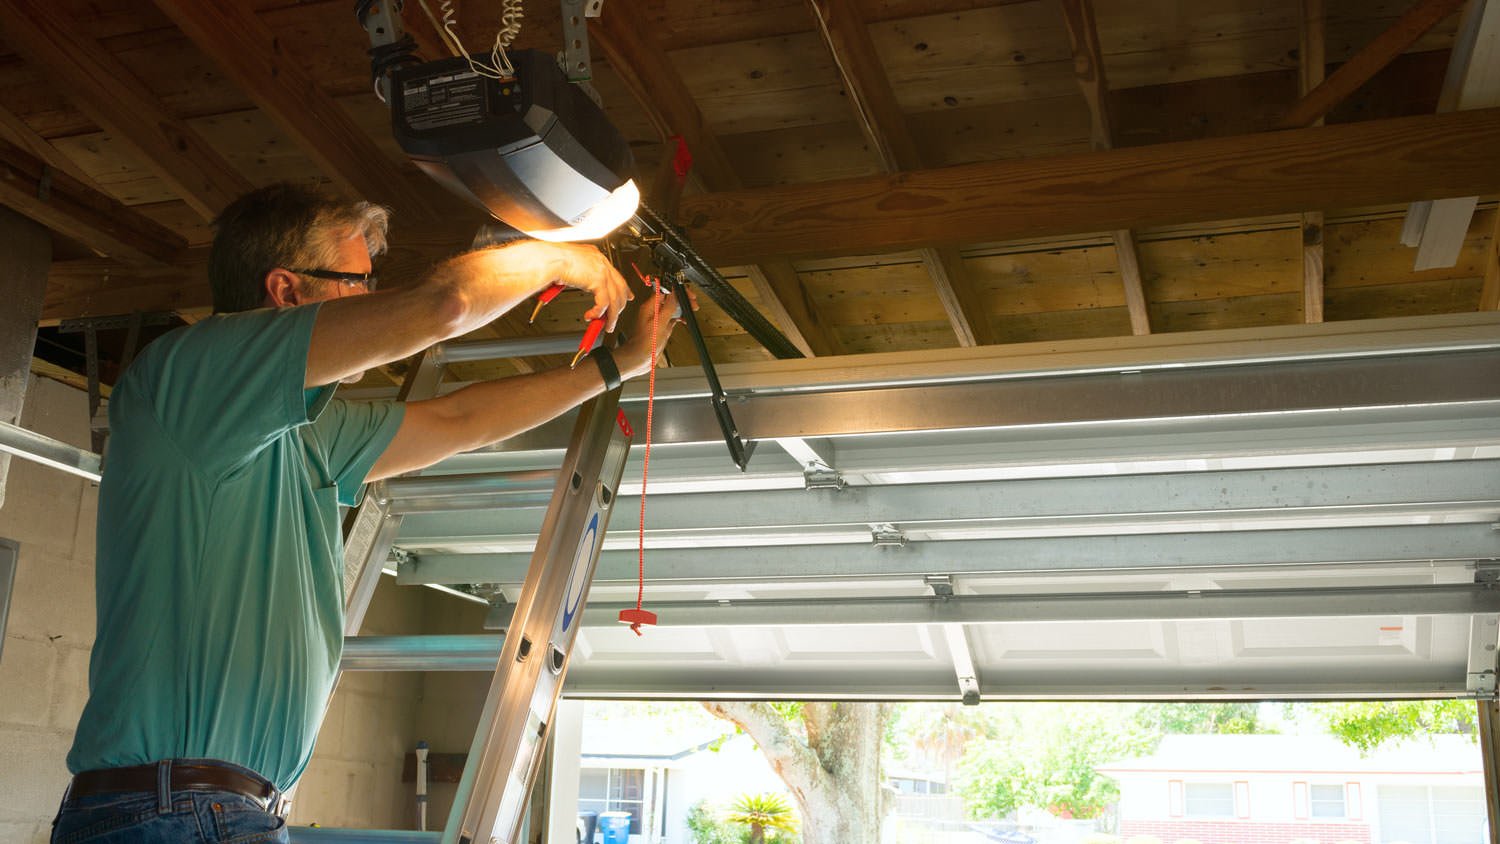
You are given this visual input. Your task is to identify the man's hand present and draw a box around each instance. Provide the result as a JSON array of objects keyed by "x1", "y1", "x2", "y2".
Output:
[
  {"x1": 504, "y1": 241, "x2": 633, "y2": 331},
  {"x1": 616, "y1": 284, "x2": 697, "y2": 380}
]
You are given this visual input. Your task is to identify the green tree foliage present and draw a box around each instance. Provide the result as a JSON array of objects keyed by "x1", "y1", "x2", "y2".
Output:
[
  {"x1": 1302, "y1": 700, "x2": 1478, "y2": 753},
  {"x1": 950, "y1": 702, "x2": 1274, "y2": 822},
  {"x1": 1132, "y1": 702, "x2": 1264, "y2": 736},
  {"x1": 956, "y1": 704, "x2": 1156, "y2": 821},
  {"x1": 687, "y1": 799, "x2": 745, "y2": 844},
  {"x1": 888, "y1": 703, "x2": 996, "y2": 775},
  {"x1": 725, "y1": 793, "x2": 801, "y2": 844}
]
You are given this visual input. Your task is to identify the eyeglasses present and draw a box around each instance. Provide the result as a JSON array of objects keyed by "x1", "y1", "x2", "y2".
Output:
[{"x1": 289, "y1": 267, "x2": 378, "y2": 291}]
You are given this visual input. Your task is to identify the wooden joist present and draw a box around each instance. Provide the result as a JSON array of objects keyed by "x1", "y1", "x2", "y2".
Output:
[
  {"x1": 1279, "y1": 0, "x2": 1467, "y2": 129},
  {"x1": 1406, "y1": 0, "x2": 1500, "y2": 270},
  {"x1": 0, "y1": 104, "x2": 105, "y2": 193},
  {"x1": 1483, "y1": 209, "x2": 1500, "y2": 310},
  {"x1": 1059, "y1": 0, "x2": 1150, "y2": 335},
  {"x1": 0, "y1": 0, "x2": 252, "y2": 220},
  {"x1": 1300, "y1": 0, "x2": 1327, "y2": 323},
  {"x1": 677, "y1": 108, "x2": 1500, "y2": 265},
  {"x1": 592, "y1": 0, "x2": 838, "y2": 357},
  {"x1": 806, "y1": 0, "x2": 993, "y2": 347},
  {"x1": 149, "y1": 0, "x2": 436, "y2": 217},
  {"x1": 0, "y1": 137, "x2": 187, "y2": 265},
  {"x1": 40, "y1": 254, "x2": 204, "y2": 324}
]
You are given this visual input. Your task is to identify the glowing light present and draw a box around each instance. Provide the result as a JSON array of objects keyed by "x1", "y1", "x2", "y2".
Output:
[{"x1": 525, "y1": 179, "x2": 640, "y2": 243}]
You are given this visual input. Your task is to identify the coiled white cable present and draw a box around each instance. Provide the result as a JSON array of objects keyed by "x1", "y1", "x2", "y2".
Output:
[{"x1": 415, "y1": 0, "x2": 521, "y2": 79}]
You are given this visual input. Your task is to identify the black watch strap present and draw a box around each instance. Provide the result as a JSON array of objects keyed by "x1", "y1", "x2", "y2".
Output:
[{"x1": 588, "y1": 346, "x2": 622, "y2": 391}]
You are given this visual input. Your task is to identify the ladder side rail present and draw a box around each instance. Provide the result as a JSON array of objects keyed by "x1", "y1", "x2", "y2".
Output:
[
  {"x1": 443, "y1": 390, "x2": 632, "y2": 844},
  {"x1": 342, "y1": 345, "x2": 449, "y2": 634}
]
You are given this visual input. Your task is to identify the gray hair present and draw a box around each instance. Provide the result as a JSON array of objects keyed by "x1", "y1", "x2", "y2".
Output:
[{"x1": 209, "y1": 183, "x2": 391, "y2": 313}]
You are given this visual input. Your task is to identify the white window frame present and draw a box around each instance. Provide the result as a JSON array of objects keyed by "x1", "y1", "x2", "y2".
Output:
[
  {"x1": 1183, "y1": 782, "x2": 1236, "y2": 818},
  {"x1": 1309, "y1": 783, "x2": 1347, "y2": 819},
  {"x1": 578, "y1": 767, "x2": 649, "y2": 836}
]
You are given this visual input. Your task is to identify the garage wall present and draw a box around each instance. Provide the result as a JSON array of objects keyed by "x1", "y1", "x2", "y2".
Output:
[
  {"x1": 0, "y1": 377, "x2": 100, "y2": 843},
  {"x1": 408, "y1": 596, "x2": 492, "y2": 828},
  {"x1": 291, "y1": 578, "x2": 429, "y2": 829}
]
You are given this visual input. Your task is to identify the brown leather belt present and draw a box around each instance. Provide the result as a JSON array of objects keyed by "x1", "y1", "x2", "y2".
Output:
[{"x1": 68, "y1": 762, "x2": 280, "y2": 811}]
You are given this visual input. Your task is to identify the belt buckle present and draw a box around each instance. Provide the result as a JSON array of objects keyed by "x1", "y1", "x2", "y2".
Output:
[{"x1": 265, "y1": 791, "x2": 291, "y2": 819}]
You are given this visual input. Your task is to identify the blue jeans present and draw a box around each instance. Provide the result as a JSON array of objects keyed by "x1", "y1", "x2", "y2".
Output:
[{"x1": 51, "y1": 760, "x2": 288, "y2": 844}]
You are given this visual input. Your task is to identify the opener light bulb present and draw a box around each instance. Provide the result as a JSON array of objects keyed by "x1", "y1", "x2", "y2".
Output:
[{"x1": 525, "y1": 179, "x2": 641, "y2": 243}]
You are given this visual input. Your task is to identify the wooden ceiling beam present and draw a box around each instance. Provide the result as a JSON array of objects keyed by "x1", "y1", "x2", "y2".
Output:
[
  {"x1": 1279, "y1": 0, "x2": 1467, "y2": 129},
  {"x1": 1299, "y1": 0, "x2": 1327, "y2": 324},
  {"x1": 0, "y1": 0, "x2": 253, "y2": 220},
  {"x1": 0, "y1": 104, "x2": 105, "y2": 193},
  {"x1": 1405, "y1": 0, "x2": 1500, "y2": 269},
  {"x1": 1483, "y1": 208, "x2": 1500, "y2": 310},
  {"x1": 1059, "y1": 0, "x2": 1150, "y2": 335},
  {"x1": 677, "y1": 108, "x2": 1500, "y2": 265},
  {"x1": 591, "y1": 0, "x2": 838, "y2": 357},
  {"x1": 149, "y1": 0, "x2": 437, "y2": 217},
  {"x1": 0, "y1": 136, "x2": 187, "y2": 265},
  {"x1": 806, "y1": 0, "x2": 993, "y2": 347}
]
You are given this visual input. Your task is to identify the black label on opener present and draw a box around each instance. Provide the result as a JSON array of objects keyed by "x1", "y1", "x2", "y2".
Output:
[{"x1": 401, "y1": 70, "x2": 487, "y2": 131}]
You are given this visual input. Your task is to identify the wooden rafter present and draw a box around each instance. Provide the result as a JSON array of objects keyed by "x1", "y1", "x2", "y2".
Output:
[
  {"x1": 677, "y1": 109, "x2": 1500, "y2": 265},
  {"x1": 806, "y1": 0, "x2": 994, "y2": 347},
  {"x1": 0, "y1": 104, "x2": 105, "y2": 193},
  {"x1": 0, "y1": 0, "x2": 253, "y2": 219},
  {"x1": 0, "y1": 136, "x2": 186, "y2": 265},
  {"x1": 149, "y1": 0, "x2": 437, "y2": 217},
  {"x1": 591, "y1": 0, "x2": 838, "y2": 357},
  {"x1": 1059, "y1": 0, "x2": 1150, "y2": 335},
  {"x1": 1407, "y1": 0, "x2": 1500, "y2": 270},
  {"x1": 1300, "y1": 0, "x2": 1327, "y2": 323},
  {"x1": 1279, "y1": 0, "x2": 1467, "y2": 129},
  {"x1": 1483, "y1": 208, "x2": 1500, "y2": 310},
  {"x1": 41, "y1": 266, "x2": 206, "y2": 326}
]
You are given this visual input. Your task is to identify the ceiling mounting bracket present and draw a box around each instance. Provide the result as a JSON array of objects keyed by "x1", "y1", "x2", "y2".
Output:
[
  {"x1": 872, "y1": 523, "x2": 907, "y2": 548},
  {"x1": 803, "y1": 465, "x2": 846, "y2": 491},
  {"x1": 925, "y1": 574, "x2": 954, "y2": 597},
  {"x1": 559, "y1": 0, "x2": 600, "y2": 82}
]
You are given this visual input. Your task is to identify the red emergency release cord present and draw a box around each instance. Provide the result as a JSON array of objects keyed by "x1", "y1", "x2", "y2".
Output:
[{"x1": 618, "y1": 263, "x2": 664, "y2": 636}]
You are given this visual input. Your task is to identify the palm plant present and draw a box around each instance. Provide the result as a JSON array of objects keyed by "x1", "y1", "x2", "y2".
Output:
[{"x1": 725, "y1": 792, "x2": 799, "y2": 844}]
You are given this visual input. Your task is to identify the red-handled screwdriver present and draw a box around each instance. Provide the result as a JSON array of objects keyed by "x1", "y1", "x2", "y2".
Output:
[
  {"x1": 531, "y1": 282, "x2": 608, "y2": 368},
  {"x1": 569, "y1": 317, "x2": 606, "y2": 369},
  {"x1": 529, "y1": 282, "x2": 567, "y2": 324}
]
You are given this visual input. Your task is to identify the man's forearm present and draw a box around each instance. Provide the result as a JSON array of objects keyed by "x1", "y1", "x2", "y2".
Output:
[
  {"x1": 366, "y1": 357, "x2": 612, "y2": 480},
  {"x1": 440, "y1": 362, "x2": 610, "y2": 451},
  {"x1": 306, "y1": 242, "x2": 627, "y2": 388}
]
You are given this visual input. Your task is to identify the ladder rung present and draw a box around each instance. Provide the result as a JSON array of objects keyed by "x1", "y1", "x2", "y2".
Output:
[
  {"x1": 341, "y1": 635, "x2": 503, "y2": 672},
  {"x1": 436, "y1": 333, "x2": 587, "y2": 363},
  {"x1": 380, "y1": 470, "x2": 558, "y2": 514},
  {"x1": 288, "y1": 828, "x2": 439, "y2": 842}
]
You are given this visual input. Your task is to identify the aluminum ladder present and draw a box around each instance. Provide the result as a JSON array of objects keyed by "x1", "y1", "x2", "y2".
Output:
[{"x1": 293, "y1": 333, "x2": 634, "y2": 844}]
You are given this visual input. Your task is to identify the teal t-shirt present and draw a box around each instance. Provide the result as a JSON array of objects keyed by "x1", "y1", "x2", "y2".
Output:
[{"x1": 66, "y1": 304, "x2": 405, "y2": 790}]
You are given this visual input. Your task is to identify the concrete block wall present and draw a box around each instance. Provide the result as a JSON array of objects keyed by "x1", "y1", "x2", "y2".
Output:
[
  {"x1": 0, "y1": 378, "x2": 100, "y2": 844},
  {"x1": 409, "y1": 593, "x2": 492, "y2": 828},
  {"x1": 290, "y1": 578, "x2": 428, "y2": 829}
]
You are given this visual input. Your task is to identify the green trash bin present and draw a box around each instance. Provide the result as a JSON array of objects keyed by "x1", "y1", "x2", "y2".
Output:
[{"x1": 598, "y1": 811, "x2": 632, "y2": 844}]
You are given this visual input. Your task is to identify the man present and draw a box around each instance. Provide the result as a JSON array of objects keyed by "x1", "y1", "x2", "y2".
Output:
[{"x1": 52, "y1": 183, "x2": 683, "y2": 842}]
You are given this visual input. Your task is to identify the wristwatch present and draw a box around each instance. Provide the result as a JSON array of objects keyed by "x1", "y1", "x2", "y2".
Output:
[{"x1": 588, "y1": 346, "x2": 622, "y2": 391}]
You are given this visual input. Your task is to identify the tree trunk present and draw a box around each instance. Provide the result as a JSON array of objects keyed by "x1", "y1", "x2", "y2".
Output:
[{"x1": 703, "y1": 702, "x2": 892, "y2": 844}]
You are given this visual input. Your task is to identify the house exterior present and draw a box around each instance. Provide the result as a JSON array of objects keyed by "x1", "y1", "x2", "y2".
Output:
[
  {"x1": 575, "y1": 712, "x2": 786, "y2": 844},
  {"x1": 1096, "y1": 735, "x2": 1488, "y2": 844}
]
